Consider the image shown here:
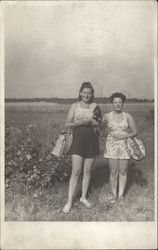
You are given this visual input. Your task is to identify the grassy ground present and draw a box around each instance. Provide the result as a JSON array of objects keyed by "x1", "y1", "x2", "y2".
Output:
[{"x1": 5, "y1": 103, "x2": 155, "y2": 221}]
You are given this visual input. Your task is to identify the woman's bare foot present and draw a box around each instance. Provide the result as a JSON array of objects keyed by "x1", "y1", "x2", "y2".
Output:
[
  {"x1": 108, "y1": 194, "x2": 117, "y2": 204},
  {"x1": 80, "y1": 197, "x2": 91, "y2": 208},
  {"x1": 118, "y1": 195, "x2": 124, "y2": 203},
  {"x1": 63, "y1": 202, "x2": 72, "y2": 213}
]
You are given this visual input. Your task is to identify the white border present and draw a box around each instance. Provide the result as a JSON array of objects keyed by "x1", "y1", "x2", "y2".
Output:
[
  {"x1": 1, "y1": 1, "x2": 157, "y2": 249},
  {"x1": 154, "y1": 0, "x2": 157, "y2": 226}
]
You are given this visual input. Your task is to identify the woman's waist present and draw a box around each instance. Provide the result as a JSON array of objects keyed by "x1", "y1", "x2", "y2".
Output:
[
  {"x1": 107, "y1": 130, "x2": 128, "y2": 138},
  {"x1": 108, "y1": 129, "x2": 127, "y2": 133},
  {"x1": 74, "y1": 125, "x2": 95, "y2": 134},
  {"x1": 74, "y1": 113, "x2": 93, "y2": 121}
]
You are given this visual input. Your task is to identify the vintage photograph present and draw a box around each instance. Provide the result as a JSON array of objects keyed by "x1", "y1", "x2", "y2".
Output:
[{"x1": 1, "y1": 0, "x2": 157, "y2": 249}]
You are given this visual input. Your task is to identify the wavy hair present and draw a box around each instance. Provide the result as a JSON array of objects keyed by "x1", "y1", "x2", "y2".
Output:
[
  {"x1": 78, "y1": 82, "x2": 94, "y2": 103},
  {"x1": 110, "y1": 92, "x2": 126, "y2": 103}
]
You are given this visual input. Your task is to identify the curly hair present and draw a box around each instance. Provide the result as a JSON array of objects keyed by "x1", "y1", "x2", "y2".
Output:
[
  {"x1": 78, "y1": 82, "x2": 94, "y2": 102},
  {"x1": 110, "y1": 92, "x2": 126, "y2": 103}
]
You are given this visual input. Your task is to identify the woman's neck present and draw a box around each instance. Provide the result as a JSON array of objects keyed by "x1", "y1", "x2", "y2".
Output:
[
  {"x1": 80, "y1": 100, "x2": 91, "y2": 107},
  {"x1": 113, "y1": 110, "x2": 123, "y2": 115}
]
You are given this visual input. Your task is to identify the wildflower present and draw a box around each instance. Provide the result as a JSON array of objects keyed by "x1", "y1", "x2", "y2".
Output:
[
  {"x1": 26, "y1": 154, "x2": 32, "y2": 160},
  {"x1": 34, "y1": 193, "x2": 38, "y2": 198}
]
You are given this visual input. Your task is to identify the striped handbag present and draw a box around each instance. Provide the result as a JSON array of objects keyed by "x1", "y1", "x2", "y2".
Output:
[
  {"x1": 125, "y1": 137, "x2": 145, "y2": 161},
  {"x1": 52, "y1": 128, "x2": 73, "y2": 157}
]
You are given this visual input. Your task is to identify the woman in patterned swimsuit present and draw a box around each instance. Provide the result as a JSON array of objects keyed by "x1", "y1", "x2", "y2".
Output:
[
  {"x1": 103, "y1": 92, "x2": 137, "y2": 203},
  {"x1": 63, "y1": 82, "x2": 101, "y2": 213}
]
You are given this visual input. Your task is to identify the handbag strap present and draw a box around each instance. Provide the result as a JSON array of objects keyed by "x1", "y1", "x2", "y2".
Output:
[{"x1": 66, "y1": 126, "x2": 73, "y2": 134}]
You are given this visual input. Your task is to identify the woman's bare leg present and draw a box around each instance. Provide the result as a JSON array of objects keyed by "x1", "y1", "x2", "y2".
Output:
[
  {"x1": 63, "y1": 155, "x2": 83, "y2": 213},
  {"x1": 118, "y1": 159, "x2": 128, "y2": 197},
  {"x1": 109, "y1": 159, "x2": 119, "y2": 197},
  {"x1": 80, "y1": 158, "x2": 94, "y2": 208}
]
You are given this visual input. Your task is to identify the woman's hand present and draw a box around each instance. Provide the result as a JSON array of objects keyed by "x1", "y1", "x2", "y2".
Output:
[
  {"x1": 66, "y1": 119, "x2": 91, "y2": 128},
  {"x1": 82, "y1": 118, "x2": 92, "y2": 126},
  {"x1": 73, "y1": 118, "x2": 98, "y2": 127},
  {"x1": 78, "y1": 118, "x2": 99, "y2": 127},
  {"x1": 89, "y1": 118, "x2": 99, "y2": 127},
  {"x1": 113, "y1": 134, "x2": 127, "y2": 140},
  {"x1": 112, "y1": 131, "x2": 129, "y2": 140},
  {"x1": 65, "y1": 122, "x2": 75, "y2": 128}
]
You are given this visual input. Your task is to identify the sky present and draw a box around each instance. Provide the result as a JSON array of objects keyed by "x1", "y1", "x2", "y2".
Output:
[{"x1": 4, "y1": 1, "x2": 156, "y2": 99}]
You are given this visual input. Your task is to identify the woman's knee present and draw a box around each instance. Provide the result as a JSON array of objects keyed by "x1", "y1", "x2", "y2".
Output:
[
  {"x1": 84, "y1": 168, "x2": 91, "y2": 177},
  {"x1": 119, "y1": 169, "x2": 127, "y2": 176},
  {"x1": 83, "y1": 159, "x2": 94, "y2": 175},
  {"x1": 110, "y1": 169, "x2": 118, "y2": 177},
  {"x1": 71, "y1": 168, "x2": 81, "y2": 178}
]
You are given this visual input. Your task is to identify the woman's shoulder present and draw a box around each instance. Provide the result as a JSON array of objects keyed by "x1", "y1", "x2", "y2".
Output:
[
  {"x1": 69, "y1": 102, "x2": 79, "y2": 111},
  {"x1": 103, "y1": 111, "x2": 112, "y2": 121},
  {"x1": 105, "y1": 111, "x2": 112, "y2": 116},
  {"x1": 123, "y1": 111, "x2": 130, "y2": 117},
  {"x1": 90, "y1": 102, "x2": 102, "y2": 111},
  {"x1": 90, "y1": 102, "x2": 98, "y2": 108},
  {"x1": 124, "y1": 112, "x2": 133, "y2": 120},
  {"x1": 71, "y1": 102, "x2": 79, "y2": 107}
]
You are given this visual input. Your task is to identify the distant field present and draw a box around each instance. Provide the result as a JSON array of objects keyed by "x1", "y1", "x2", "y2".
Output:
[
  {"x1": 5, "y1": 102, "x2": 154, "y2": 146},
  {"x1": 5, "y1": 101, "x2": 154, "y2": 112},
  {"x1": 5, "y1": 102, "x2": 155, "y2": 221}
]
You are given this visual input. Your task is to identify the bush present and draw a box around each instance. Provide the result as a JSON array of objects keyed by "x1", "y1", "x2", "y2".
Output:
[{"x1": 5, "y1": 124, "x2": 72, "y2": 197}]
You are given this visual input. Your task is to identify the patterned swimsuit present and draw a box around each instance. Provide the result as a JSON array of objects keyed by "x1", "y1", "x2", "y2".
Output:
[
  {"x1": 73, "y1": 102, "x2": 97, "y2": 122},
  {"x1": 104, "y1": 111, "x2": 130, "y2": 159}
]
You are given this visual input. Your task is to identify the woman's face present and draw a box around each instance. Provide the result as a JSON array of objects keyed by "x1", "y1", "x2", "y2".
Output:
[
  {"x1": 112, "y1": 97, "x2": 124, "y2": 112},
  {"x1": 80, "y1": 88, "x2": 93, "y2": 103}
]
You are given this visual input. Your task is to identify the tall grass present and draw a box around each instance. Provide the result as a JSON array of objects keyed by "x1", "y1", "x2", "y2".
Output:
[{"x1": 5, "y1": 103, "x2": 154, "y2": 221}]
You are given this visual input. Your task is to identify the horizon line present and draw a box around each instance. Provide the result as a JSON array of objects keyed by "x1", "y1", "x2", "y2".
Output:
[{"x1": 5, "y1": 97, "x2": 154, "y2": 101}]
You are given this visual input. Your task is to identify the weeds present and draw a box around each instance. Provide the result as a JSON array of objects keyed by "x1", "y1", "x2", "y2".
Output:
[{"x1": 5, "y1": 103, "x2": 154, "y2": 221}]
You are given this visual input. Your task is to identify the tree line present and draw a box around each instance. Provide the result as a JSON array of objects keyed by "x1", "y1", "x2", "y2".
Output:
[{"x1": 5, "y1": 97, "x2": 154, "y2": 104}]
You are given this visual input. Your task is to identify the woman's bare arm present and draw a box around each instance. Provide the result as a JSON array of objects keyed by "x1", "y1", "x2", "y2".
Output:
[
  {"x1": 126, "y1": 113, "x2": 137, "y2": 138},
  {"x1": 101, "y1": 113, "x2": 108, "y2": 127}
]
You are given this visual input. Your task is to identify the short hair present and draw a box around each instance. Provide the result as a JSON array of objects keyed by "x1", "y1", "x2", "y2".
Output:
[
  {"x1": 78, "y1": 82, "x2": 94, "y2": 102},
  {"x1": 110, "y1": 92, "x2": 126, "y2": 103}
]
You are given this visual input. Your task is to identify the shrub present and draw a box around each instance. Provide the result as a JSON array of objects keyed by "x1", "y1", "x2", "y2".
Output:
[{"x1": 5, "y1": 124, "x2": 72, "y2": 197}]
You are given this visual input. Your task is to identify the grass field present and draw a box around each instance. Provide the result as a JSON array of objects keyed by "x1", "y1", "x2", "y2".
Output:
[{"x1": 5, "y1": 102, "x2": 155, "y2": 221}]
